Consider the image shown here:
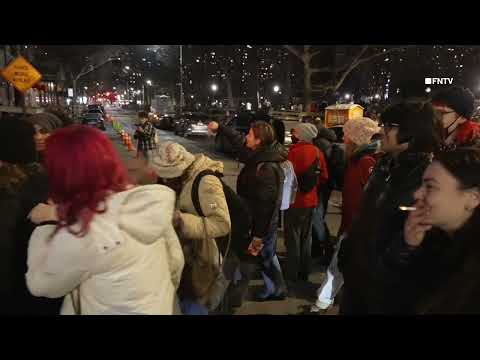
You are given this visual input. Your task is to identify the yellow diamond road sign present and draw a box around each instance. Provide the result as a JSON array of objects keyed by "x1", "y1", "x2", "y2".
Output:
[{"x1": 0, "y1": 56, "x2": 42, "y2": 93}]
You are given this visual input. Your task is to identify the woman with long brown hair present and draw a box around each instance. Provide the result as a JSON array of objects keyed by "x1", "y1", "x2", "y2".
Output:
[{"x1": 208, "y1": 120, "x2": 288, "y2": 307}]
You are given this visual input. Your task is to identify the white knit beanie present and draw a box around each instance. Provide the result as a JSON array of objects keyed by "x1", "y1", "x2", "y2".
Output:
[
  {"x1": 343, "y1": 117, "x2": 380, "y2": 146},
  {"x1": 149, "y1": 141, "x2": 196, "y2": 179}
]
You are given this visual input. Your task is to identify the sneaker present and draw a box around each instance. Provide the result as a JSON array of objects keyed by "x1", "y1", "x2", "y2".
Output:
[
  {"x1": 309, "y1": 304, "x2": 325, "y2": 313},
  {"x1": 311, "y1": 299, "x2": 332, "y2": 311}
]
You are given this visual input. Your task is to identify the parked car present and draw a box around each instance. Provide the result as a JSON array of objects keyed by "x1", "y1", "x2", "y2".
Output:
[
  {"x1": 87, "y1": 108, "x2": 104, "y2": 116},
  {"x1": 82, "y1": 112, "x2": 106, "y2": 130},
  {"x1": 88, "y1": 104, "x2": 105, "y2": 115},
  {"x1": 153, "y1": 113, "x2": 177, "y2": 130},
  {"x1": 270, "y1": 110, "x2": 320, "y2": 122},
  {"x1": 174, "y1": 112, "x2": 210, "y2": 137},
  {"x1": 207, "y1": 109, "x2": 228, "y2": 122}
]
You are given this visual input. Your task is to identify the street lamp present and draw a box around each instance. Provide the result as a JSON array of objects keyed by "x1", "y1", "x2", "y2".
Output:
[
  {"x1": 273, "y1": 85, "x2": 280, "y2": 93},
  {"x1": 124, "y1": 66, "x2": 130, "y2": 70},
  {"x1": 345, "y1": 93, "x2": 351, "y2": 100},
  {"x1": 72, "y1": 56, "x2": 117, "y2": 117},
  {"x1": 145, "y1": 80, "x2": 153, "y2": 108},
  {"x1": 211, "y1": 84, "x2": 218, "y2": 107}
]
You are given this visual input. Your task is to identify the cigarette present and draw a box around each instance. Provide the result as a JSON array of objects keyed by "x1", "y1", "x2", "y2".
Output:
[{"x1": 399, "y1": 206, "x2": 417, "y2": 211}]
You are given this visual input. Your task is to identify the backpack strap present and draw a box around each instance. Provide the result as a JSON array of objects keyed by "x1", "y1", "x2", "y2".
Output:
[
  {"x1": 191, "y1": 169, "x2": 220, "y2": 217},
  {"x1": 192, "y1": 170, "x2": 231, "y2": 268}
]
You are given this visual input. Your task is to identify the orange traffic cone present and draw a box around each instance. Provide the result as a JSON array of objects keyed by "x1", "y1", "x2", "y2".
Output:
[{"x1": 127, "y1": 135, "x2": 135, "y2": 151}]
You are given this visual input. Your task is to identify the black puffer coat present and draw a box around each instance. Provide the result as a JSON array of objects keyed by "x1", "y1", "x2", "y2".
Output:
[
  {"x1": 217, "y1": 125, "x2": 287, "y2": 239},
  {"x1": 339, "y1": 150, "x2": 433, "y2": 314}
]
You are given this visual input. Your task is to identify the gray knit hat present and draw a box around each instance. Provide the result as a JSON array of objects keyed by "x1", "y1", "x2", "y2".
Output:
[
  {"x1": 149, "y1": 141, "x2": 196, "y2": 179},
  {"x1": 26, "y1": 112, "x2": 63, "y2": 133},
  {"x1": 293, "y1": 123, "x2": 318, "y2": 143}
]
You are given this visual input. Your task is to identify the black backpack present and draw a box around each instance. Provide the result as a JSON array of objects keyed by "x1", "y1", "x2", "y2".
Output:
[
  {"x1": 297, "y1": 157, "x2": 322, "y2": 193},
  {"x1": 191, "y1": 170, "x2": 253, "y2": 257},
  {"x1": 327, "y1": 143, "x2": 345, "y2": 190}
]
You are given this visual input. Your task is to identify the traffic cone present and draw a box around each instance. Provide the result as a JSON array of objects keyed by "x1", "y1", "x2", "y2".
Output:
[{"x1": 127, "y1": 135, "x2": 135, "y2": 151}]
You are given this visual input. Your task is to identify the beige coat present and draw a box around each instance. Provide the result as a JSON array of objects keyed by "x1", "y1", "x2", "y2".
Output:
[{"x1": 177, "y1": 154, "x2": 231, "y2": 270}]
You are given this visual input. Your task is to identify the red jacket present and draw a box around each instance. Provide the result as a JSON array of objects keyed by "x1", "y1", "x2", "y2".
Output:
[
  {"x1": 288, "y1": 142, "x2": 329, "y2": 209},
  {"x1": 455, "y1": 120, "x2": 480, "y2": 145},
  {"x1": 339, "y1": 153, "x2": 377, "y2": 236}
]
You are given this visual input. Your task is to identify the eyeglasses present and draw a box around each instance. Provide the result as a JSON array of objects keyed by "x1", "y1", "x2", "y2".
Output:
[{"x1": 380, "y1": 122, "x2": 399, "y2": 131}]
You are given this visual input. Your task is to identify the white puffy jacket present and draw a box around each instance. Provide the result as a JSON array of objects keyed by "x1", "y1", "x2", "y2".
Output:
[{"x1": 26, "y1": 185, "x2": 185, "y2": 315}]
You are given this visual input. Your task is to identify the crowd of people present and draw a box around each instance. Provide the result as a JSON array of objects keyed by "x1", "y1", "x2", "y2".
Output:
[{"x1": 2, "y1": 85, "x2": 480, "y2": 315}]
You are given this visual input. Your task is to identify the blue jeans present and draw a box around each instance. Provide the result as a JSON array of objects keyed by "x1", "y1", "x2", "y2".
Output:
[
  {"x1": 229, "y1": 218, "x2": 286, "y2": 301},
  {"x1": 180, "y1": 299, "x2": 209, "y2": 315},
  {"x1": 258, "y1": 219, "x2": 287, "y2": 297},
  {"x1": 312, "y1": 201, "x2": 328, "y2": 244}
]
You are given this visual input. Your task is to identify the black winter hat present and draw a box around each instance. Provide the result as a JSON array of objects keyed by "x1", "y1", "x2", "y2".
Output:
[
  {"x1": 0, "y1": 116, "x2": 37, "y2": 164},
  {"x1": 431, "y1": 86, "x2": 475, "y2": 119}
]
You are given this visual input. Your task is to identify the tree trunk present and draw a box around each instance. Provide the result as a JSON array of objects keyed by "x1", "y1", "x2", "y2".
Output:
[
  {"x1": 304, "y1": 65, "x2": 312, "y2": 111},
  {"x1": 225, "y1": 75, "x2": 235, "y2": 110}
]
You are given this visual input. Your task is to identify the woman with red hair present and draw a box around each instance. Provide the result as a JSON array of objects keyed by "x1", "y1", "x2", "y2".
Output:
[{"x1": 26, "y1": 125, "x2": 184, "y2": 315}]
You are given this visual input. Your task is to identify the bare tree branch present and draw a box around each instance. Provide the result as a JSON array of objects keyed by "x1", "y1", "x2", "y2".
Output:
[
  {"x1": 328, "y1": 46, "x2": 368, "y2": 91},
  {"x1": 356, "y1": 47, "x2": 406, "y2": 66},
  {"x1": 284, "y1": 45, "x2": 304, "y2": 62}
]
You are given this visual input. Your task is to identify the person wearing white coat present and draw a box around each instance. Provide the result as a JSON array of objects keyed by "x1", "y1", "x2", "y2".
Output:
[{"x1": 26, "y1": 184, "x2": 185, "y2": 315}]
